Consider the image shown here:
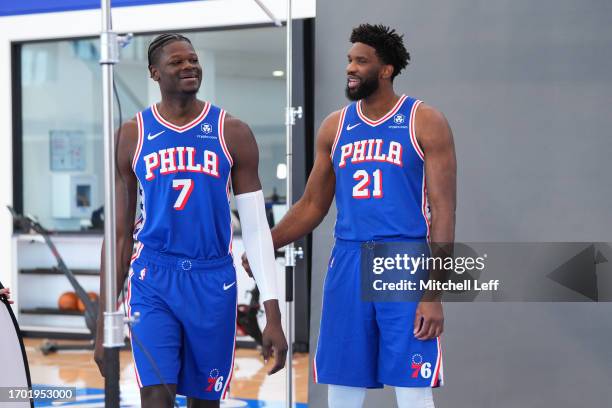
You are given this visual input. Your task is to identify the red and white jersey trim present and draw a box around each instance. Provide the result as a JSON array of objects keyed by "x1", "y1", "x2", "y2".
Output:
[
  {"x1": 356, "y1": 94, "x2": 407, "y2": 127},
  {"x1": 422, "y1": 173, "x2": 431, "y2": 241},
  {"x1": 409, "y1": 99, "x2": 424, "y2": 160},
  {"x1": 125, "y1": 269, "x2": 143, "y2": 388},
  {"x1": 134, "y1": 185, "x2": 147, "y2": 241},
  {"x1": 221, "y1": 291, "x2": 238, "y2": 399},
  {"x1": 431, "y1": 336, "x2": 444, "y2": 387},
  {"x1": 151, "y1": 101, "x2": 211, "y2": 133},
  {"x1": 330, "y1": 107, "x2": 348, "y2": 159},
  {"x1": 131, "y1": 242, "x2": 144, "y2": 262},
  {"x1": 218, "y1": 110, "x2": 233, "y2": 167},
  {"x1": 132, "y1": 112, "x2": 145, "y2": 170},
  {"x1": 226, "y1": 176, "x2": 233, "y2": 255}
]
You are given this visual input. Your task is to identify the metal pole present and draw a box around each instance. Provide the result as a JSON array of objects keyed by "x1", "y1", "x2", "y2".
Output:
[
  {"x1": 100, "y1": 1, "x2": 123, "y2": 407},
  {"x1": 284, "y1": 1, "x2": 297, "y2": 407},
  {"x1": 251, "y1": 2, "x2": 301, "y2": 406}
]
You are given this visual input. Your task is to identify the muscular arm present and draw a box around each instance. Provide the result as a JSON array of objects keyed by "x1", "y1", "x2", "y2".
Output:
[
  {"x1": 270, "y1": 110, "x2": 341, "y2": 249},
  {"x1": 412, "y1": 104, "x2": 456, "y2": 340},
  {"x1": 416, "y1": 104, "x2": 456, "y2": 246},
  {"x1": 226, "y1": 116, "x2": 262, "y2": 194},
  {"x1": 225, "y1": 115, "x2": 288, "y2": 374},
  {"x1": 97, "y1": 120, "x2": 139, "y2": 335},
  {"x1": 414, "y1": 104, "x2": 457, "y2": 340}
]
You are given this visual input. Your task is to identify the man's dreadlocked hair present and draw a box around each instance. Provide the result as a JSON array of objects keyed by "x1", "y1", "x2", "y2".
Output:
[
  {"x1": 350, "y1": 24, "x2": 410, "y2": 80},
  {"x1": 147, "y1": 33, "x2": 192, "y2": 67}
]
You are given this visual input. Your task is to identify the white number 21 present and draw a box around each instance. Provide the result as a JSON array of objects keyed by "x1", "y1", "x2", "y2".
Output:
[{"x1": 352, "y1": 169, "x2": 382, "y2": 199}]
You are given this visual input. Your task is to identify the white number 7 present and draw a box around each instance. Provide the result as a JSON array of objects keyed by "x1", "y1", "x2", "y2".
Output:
[{"x1": 172, "y1": 179, "x2": 194, "y2": 210}]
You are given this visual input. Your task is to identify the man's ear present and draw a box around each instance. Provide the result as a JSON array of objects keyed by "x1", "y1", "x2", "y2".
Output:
[
  {"x1": 381, "y1": 64, "x2": 394, "y2": 80},
  {"x1": 149, "y1": 66, "x2": 160, "y2": 81}
]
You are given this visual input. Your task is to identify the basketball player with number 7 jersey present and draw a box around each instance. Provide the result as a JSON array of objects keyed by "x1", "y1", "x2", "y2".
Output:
[
  {"x1": 242, "y1": 24, "x2": 456, "y2": 408},
  {"x1": 95, "y1": 33, "x2": 287, "y2": 408}
]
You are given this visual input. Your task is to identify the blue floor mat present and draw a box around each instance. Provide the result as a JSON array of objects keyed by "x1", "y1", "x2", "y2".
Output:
[{"x1": 32, "y1": 385, "x2": 307, "y2": 407}]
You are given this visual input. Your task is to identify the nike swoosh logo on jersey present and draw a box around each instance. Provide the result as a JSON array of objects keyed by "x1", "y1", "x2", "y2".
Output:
[
  {"x1": 346, "y1": 123, "x2": 361, "y2": 131},
  {"x1": 223, "y1": 282, "x2": 236, "y2": 290},
  {"x1": 147, "y1": 130, "x2": 165, "y2": 140}
]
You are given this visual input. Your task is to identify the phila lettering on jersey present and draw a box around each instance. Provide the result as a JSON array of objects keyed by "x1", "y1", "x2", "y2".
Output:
[
  {"x1": 330, "y1": 95, "x2": 431, "y2": 241},
  {"x1": 132, "y1": 102, "x2": 234, "y2": 260}
]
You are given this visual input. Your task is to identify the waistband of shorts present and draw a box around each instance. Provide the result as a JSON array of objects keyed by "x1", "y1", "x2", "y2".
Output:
[
  {"x1": 334, "y1": 237, "x2": 428, "y2": 249},
  {"x1": 136, "y1": 246, "x2": 233, "y2": 270}
]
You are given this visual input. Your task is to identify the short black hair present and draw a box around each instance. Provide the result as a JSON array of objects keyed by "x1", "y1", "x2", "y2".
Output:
[
  {"x1": 147, "y1": 33, "x2": 192, "y2": 67},
  {"x1": 350, "y1": 24, "x2": 410, "y2": 79}
]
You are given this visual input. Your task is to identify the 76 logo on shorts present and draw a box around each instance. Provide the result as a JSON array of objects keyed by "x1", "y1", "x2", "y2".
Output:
[
  {"x1": 205, "y1": 368, "x2": 225, "y2": 393},
  {"x1": 410, "y1": 354, "x2": 432, "y2": 379}
]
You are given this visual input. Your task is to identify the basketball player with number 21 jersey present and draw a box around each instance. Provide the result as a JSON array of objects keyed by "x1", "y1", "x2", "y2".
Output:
[
  {"x1": 94, "y1": 34, "x2": 287, "y2": 408},
  {"x1": 242, "y1": 24, "x2": 457, "y2": 408}
]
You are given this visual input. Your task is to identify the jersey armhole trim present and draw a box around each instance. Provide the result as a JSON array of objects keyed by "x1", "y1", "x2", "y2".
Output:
[
  {"x1": 409, "y1": 99, "x2": 425, "y2": 161},
  {"x1": 330, "y1": 107, "x2": 348, "y2": 160},
  {"x1": 132, "y1": 112, "x2": 145, "y2": 171},
  {"x1": 218, "y1": 109, "x2": 233, "y2": 167}
]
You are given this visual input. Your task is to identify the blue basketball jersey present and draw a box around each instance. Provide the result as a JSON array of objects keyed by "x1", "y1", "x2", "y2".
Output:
[
  {"x1": 331, "y1": 95, "x2": 430, "y2": 241},
  {"x1": 132, "y1": 102, "x2": 233, "y2": 260}
]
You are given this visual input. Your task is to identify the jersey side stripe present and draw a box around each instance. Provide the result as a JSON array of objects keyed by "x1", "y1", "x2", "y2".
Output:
[
  {"x1": 218, "y1": 110, "x2": 233, "y2": 167},
  {"x1": 226, "y1": 176, "x2": 233, "y2": 255},
  {"x1": 409, "y1": 99, "x2": 424, "y2": 160},
  {"x1": 330, "y1": 107, "x2": 348, "y2": 159},
  {"x1": 221, "y1": 291, "x2": 238, "y2": 399},
  {"x1": 431, "y1": 337, "x2": 443, "y2": 387},
  {"x1": 134, "y1": 185, "x2": 147, "y2": 242},
  {"x1": 132, "y1": 112, "x2": 145, "y2": 170},
  {"x1": 422, "y1": 173, "x2": 430, "y2": 241},
  {"x1": 125, "y1": 270, "x2": 143, "y2": 388}
]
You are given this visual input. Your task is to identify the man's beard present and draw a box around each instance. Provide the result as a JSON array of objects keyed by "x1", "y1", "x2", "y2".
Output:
[{"x1": 345, "y1": 75, "x2": 379, "y2": 101}]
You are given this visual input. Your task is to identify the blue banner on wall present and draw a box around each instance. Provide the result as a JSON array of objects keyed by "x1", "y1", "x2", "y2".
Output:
[{"x1": 0, "y1": 0, "x2": 202, "y2": 17}]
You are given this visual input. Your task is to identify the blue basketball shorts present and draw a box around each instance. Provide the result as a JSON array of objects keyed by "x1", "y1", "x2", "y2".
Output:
[
  {"x1": 126, "y1": 246, "x2": 237, "y2": 400},
  {"x1": 314, "y1": 239, "x2": 444, "y2": 388}
]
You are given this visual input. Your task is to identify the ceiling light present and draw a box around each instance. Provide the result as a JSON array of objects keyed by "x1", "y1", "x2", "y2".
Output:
[{"x1": 276, "y1": 163, "x2": 287, "y2": 179}]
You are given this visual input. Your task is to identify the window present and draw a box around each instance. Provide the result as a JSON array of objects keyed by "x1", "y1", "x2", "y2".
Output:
[{"x1": 17, "y1": 27, "x2": 287, "y2": 232}]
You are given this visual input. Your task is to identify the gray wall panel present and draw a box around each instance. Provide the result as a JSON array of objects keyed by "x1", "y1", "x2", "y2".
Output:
[{"x1": 310, "y1": 1, "x2": 612, "y2": 407}]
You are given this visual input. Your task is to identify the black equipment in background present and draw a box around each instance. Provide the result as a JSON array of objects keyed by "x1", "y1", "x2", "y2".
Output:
[
  {"x1": 237, "y1": 286, "x2": 263, "y2": 346},
  {"x1": 8, "y1": 206, "x2": 98, "y2": 354}
]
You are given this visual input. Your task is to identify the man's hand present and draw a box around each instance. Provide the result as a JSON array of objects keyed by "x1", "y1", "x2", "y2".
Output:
[
  {"x1": 241, "y1": 252, "x2": 253, "y2": 278},
  {"x1": 413, "y1": 300, "x2": 444, "y2": 340},
  {"x1": 261, "y1": 299, "x2": 288, "y2": 375},
  {"x1": 0, "y1": 287, "x2": 14, "y2": 304}
]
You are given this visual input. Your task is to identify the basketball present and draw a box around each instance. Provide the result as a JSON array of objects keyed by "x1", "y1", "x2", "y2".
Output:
[
  {"x1": 76, "y1": 292, "x2": 99, "y2": 312},
  {"x1": 57, "y1": 292, "x2": 78, "y2": 311}
]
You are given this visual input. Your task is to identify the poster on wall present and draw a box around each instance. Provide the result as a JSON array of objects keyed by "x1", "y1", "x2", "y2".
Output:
[{"x1": 49, "y1": 130, "x2": 85, "y2": 171}]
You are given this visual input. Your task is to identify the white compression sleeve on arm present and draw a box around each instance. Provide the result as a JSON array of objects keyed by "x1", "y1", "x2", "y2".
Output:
[{"x1": 235, "y1": 190, "x2": 278, "y2": 302}]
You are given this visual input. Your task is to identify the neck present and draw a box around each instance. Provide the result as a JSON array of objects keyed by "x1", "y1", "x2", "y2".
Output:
[
  {"x1": 158, "y1": 94, "x2": 203, "y2": 124},
  {"x1": 360, "y1": 84, "x2": 400, "y2": 120}
]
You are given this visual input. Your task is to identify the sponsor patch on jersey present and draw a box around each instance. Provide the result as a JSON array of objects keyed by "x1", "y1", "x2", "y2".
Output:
[
  {"x1": 388, "y1": 113, "x2": 408, "y2": 129},
  {"x1": 201, "y1": 123, "x2": 213, "y2": 134}
]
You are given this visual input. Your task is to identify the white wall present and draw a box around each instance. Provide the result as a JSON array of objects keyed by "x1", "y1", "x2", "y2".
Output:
[{"x1": 0, "y1": 0, "x2": 315, "y2": 290}]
